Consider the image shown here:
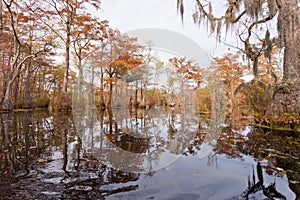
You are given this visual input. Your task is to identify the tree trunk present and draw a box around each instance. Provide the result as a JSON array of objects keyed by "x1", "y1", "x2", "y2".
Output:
[
  {"x1": 1, "y1": 1, "x2": 35, "y2": 110},
  {"x1": 2, "y1": 81, "x2": 14, "y2": 110},
  {"x1": 107, "y1": 74, "x2": 113, "y2": 109},
  {"x1": 0, "y1": 0, "x2": 2, "y2": 40},
  {"x1": 25, "y1": 34, "x2": 33, "y2": 109},
  {"x1": 267, "y1": 0, "x2": 300, "y2": 117},
  {"x1": 1, "y1": 54, "x2": 36, "y2": 110},
  {"x1": 13, "y1": 74, "x2": 20, "y2": 106},
  {"x1": 25, "y1": 64, "x2": 32, "y2": 109},
  {"x1": 62, "y1": 23, "x2": 71, "y2": 93},
  {"x1": 99, "y1": 66, "x2": 105, "y2": 107}
]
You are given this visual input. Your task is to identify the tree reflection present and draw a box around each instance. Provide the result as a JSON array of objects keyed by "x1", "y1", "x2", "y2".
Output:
[
  {"x1": 241, "y1": 127, "x2": 300, "y2": 198},
  {"x1": 0, "y1": 112, "x2": 45, "y2": 177},
  {"x1": 0, "y1": 110, "x2": 142, "y2": 199},
  {"x1": 87, "y1": 105, "x2": 207, "y2": 173},
  {"x1": 0, "y1": 109, "x2": 298, "y2": 199},
  {"x1": 214, "y1": 126, "x2": 246, "y2": 159}
]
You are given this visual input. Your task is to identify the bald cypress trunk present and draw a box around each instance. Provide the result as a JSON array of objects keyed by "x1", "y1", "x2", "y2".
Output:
[
  {"x1": 0, "y1": 0, "x2": 2, "y2": 40},
  {"x1": 267, "y1": 0, "x2": 300, "y2": 117}
]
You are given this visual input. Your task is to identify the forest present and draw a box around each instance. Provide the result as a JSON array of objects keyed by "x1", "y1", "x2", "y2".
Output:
[
  {"x1": 0, "y1": 0, "x2": 299, "y2": 128},
  {"x1": 0, "y1": 0, "x2": 299, "y2": 199}
]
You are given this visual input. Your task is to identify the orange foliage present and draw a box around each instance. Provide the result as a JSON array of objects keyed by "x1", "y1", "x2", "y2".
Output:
[
  {"x1": 212, "y1": 53, "x2": 248, "y2": 113},
  {"x1": 169, "y1": 57, "x2": 203, "y2": 85},
  {"x1": 110, "y1": 54, "x2": 143, "y2": 70}
]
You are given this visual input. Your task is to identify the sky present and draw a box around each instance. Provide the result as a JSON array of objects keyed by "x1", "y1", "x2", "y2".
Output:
[{"x1": 97, "y1": 0, "x2": 231, "y2": 59}]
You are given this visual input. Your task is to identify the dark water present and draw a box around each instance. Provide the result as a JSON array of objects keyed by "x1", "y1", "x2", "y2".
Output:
[{"x1": 0, "y1": 108, "x2": 299, "y2": 200}]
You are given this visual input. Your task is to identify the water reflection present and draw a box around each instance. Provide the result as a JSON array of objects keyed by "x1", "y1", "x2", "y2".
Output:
[
  {"x1": 240, "y1": 127, "x2": 300, "y2": 198},
  {"x1": 0, "y1": 110, "x2": 298, "y2": 199},
  {"x1": 75, "y1": 106, "x2": 214, "y2": 173},
  {"x1": 0, "y1": 112, "x2": 49, "y2": 177}
]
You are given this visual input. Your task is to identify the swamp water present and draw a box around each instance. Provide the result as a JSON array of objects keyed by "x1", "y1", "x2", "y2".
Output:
[{"x1": 0, "y1": 108, "x2": 299, "y2": 200}]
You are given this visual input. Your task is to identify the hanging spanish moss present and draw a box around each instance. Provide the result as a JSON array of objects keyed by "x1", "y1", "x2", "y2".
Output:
[{"x1": 179, "y1": 0, "x2": 300, "y2": 117}]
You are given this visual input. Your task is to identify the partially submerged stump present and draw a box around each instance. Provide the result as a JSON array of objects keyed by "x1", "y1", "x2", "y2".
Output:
[
  {"x1": 255, "y1": 81, "x2": 300, "y2": 131},
  {"x1": 267, "y1": 81, "x2": 300, "y2": 117}
]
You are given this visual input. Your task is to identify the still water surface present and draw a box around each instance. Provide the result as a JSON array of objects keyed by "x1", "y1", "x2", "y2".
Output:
[{"x1": 0, "y1": 108, "x2": 298, "y2": 199}]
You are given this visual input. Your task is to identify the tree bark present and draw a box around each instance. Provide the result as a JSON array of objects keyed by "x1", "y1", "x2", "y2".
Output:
[
  {"x1": 62, "y1": 24, "x2": 70, "y2": 93},
  {"x1": 1, "y1": 1, "x2": 37, "y2": 110},
  {"x1": 25, "y1": 63, "x2": 32, "y2": 108},
  {"x1": 2, "y1": 54, "x2": 36, "y2": 110},
  {"x1": 0, "y1": 0, "x2": 2, "y2": 40},
  {"x1": 267, "y1": 0, "x2": 300, "y2": 117}
]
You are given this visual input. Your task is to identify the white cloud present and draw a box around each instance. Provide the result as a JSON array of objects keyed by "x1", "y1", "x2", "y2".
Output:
[{"x1": 98, "y1": 0, "x2": 230, "y2": 57}]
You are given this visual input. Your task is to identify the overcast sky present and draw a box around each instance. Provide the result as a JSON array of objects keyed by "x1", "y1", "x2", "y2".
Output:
[{"x1": 97, "y1": 0, "x2": 230, "y2": 58}]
